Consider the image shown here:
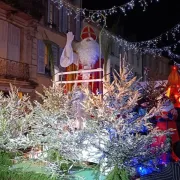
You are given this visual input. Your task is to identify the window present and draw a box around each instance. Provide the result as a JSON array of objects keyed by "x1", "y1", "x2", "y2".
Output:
[
  {"x1": 116, "y1": 44, "x2": 120, "y2": 57},
  {"x1": 148, "y1": 56, "x2": 152, "y2": 68},
  {"x1": 0, "y1": 20, "x2": 20, "y2": 61},
  {"x1": 159, "y1": 61, "x2": 163, "y2": 75},
  {"x1": 163, "y1": 63, "x2": 167, "y2": 75},
  {"x1": 46, "y1": 0, "x2": 81, "y2": 41},
  {"x1": 47, "y1": 1, "x2": 59, "y2": 29},
  {"x1": 110, "y1": 66, "x2": 114, "y2": 83},
  {"x1": 62, "y1": 6, "x2": 68, "y2": 33},
  {"x1": 131, "y1": 52, "x2": 134, "y2": 65},
  {"x1": 136, "y1": 53, "x2": 140, "y2": 67},
  {"x1": 37, "y1": 40, "x2": 63, "y2": 75},
  {"x1": 49, "y1": 2, "x2": 53, "y2": 28},
  {"x1": 119, "y1": 46, "x2": 122, "y2": 55},
  {"x1": 143, "y1": 58, "x2": 147, "y2": 67},
  {"x1": 111, "y1": 42, "x2": 115, "y2": 55},
  {"x1": 114, "y1": 64, "x2": 120, "y2": 74},
  {"x1": 0, "y1": 20, "x2": 8, "y2": 59},
  {"x1": 37, "y1": 40, "x2": 45, "y2": 74}
]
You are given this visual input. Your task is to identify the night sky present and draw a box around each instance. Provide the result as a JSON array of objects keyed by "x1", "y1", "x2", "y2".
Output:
[
  {"x1": 83, "y1": 0, "x2": 180, "y2": 61},
  {"x1": 83, "y1": 0, "x2": 180, "y2": 40}
]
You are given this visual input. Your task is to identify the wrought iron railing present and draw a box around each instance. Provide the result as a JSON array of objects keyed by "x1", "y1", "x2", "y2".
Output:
[{"x1": 0, "y1": 57, "x2": 30, "y2": 81}]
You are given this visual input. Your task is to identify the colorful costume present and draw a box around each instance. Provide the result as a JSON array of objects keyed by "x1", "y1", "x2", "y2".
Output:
[
  {"x1": 60, "y1": 26, "x2": 103, "y2": 95},
  {"x1": 153, "y1": 100, "x2": 179, "y2": 162}
]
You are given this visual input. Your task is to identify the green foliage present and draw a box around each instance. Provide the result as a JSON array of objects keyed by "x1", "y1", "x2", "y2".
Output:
[
  {"x1": 0, "y1": 151, "x2": 55, "y2": 180},
  {"x1": 48, "y1": 149, "x2": 74, "y2": 173},
  {"x1": 0, "y1": 170, "x2": 53, "y2": 180},
  {"x1": 0, "y1": 151, "x2": 14, "y2": 167},
  {"x1": 106, "y1": 165, "x2": 129, "y2": 180}
]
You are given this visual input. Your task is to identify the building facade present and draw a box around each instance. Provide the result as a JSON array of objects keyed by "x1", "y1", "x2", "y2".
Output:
[
  {"x1": 109, "y1": 40, "x2": 170, "y2": 82},
  {"x1": 0, "y1": 0, "x2": 170, "y2": 100},
  {"x1": 0, "y1": 1, "x2": 36, "y2": 97},
  {"x1": 0, "y1": 0, "x2": 82, "y2": 99}
]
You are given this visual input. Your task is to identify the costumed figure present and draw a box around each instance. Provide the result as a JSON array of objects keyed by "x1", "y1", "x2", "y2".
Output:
[
  {"x1": 167, "y1": 65, "x2": 180, "y2": 108},
  {"x1": 152, "y1": 97, "x2": 180, "y2": 162},
  {"x1": 60, "y1": 25, "x2": 104, "y2": 94},
  {"x1": 60, "y1": 26, "x2": 104, "y2": 130}
]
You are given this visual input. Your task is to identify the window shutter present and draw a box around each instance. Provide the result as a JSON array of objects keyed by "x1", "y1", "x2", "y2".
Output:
[
  {"x1": 70, "y1": 11, "x2": 76, "y2": 35},
  {"x1": 75, "y1": 14, "x2": 81, "y2": 41},
  {"x1": 62, "y1": 7, "x2": 68, "y2": 33},
  {"x1": 47, "y1": 0, "x2": 50, "y2": 24},
  {"x1": 59, "y1": 47, "x2": 63, "y2": 57},
  {"x1": 53, "y1": 5, "x2": 59, "y2": 30},
  {"x1": 111, "y1": 42, "x2": 115, "y2": 55},
  {"x1": 51, "y1": 44, "x2": 59, "y2": 67},
  {"x1": 59, "y1": 47, "x2": 64, "y2": 70},
  {"x1": 37, "y1": 40, "x2": 45, "y2": 74},
  {"x1": 7, "y1": 23, "x2": 20, "y2": 61},
  {"x1": 0, "y1": 20, "x2": 8, "y2": 59},
  {"x1": 59, "y1": 7, "x2": 63, "y2": 32},
  {"x1": 59, "y1": 47, "x2": 65, "y2": 81}
]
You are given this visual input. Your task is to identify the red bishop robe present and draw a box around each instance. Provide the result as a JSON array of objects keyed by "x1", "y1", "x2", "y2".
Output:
[{"x1": 65, "y1": 58, "x2": 104, "y2": 95}]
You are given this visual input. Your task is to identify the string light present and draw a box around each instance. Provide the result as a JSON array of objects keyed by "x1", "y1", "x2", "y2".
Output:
[
  {"x1": 101, "y1": 27, "x2": 180, "y2": 58},
  {"x1": 103, "y1": 23, "x2": 180, "y2": 49},
  {"x1": 51, "y1": 0, "x2": 180, "y2": 58},
  {"x1": 169, "y1": 52, "x2": 180, "y2": 60},
  {"x1": 51, "y1": 0, "x2": 160, "y2": 18}
]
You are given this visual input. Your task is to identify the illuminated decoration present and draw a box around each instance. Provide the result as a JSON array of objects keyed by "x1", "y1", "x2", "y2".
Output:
[
  {"x1": 168, "y1": 66, "x2": 180, "y2": 86},
  {"x1": 51, "y1": 0, "x2": 160, "y2": 17},
  {"x1": 18, "y1": 92, "x2": 23, "y2": 99},
  {"x1": 174, "y1": 61, "x2": 180, "y2": 69},
  {"x1": 167, "y1": 66, "x2": 180, "y2": 108},
  {"x1": 103, "y1": 22, "x2": 180, "y2": 49},
  {"x1": 59, "y1": 24, "x2": 104, "y2": 94},
  {"x1": 51, "y1": 0, "x2": 180, "y2": 57},
  {"x1": 166, "y1": 87, "x2": 171, "y2": 97},
  {"x1": 168, "y1": 51, "x2": 180, "y2": 60},
  {"x1": 90, "y1": 12, "x2": 180, "y2": 57},
  {"x1": 137, "y1": 166, "x2": 154, "y2": 176},
  {"x1": 101, "y1": 31, "x2": 180, "y2": 57}
]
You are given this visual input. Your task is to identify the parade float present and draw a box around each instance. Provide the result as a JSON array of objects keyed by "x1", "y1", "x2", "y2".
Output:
[{"x1": 0, "y1": 23, "x2": 176, "y2": 179}]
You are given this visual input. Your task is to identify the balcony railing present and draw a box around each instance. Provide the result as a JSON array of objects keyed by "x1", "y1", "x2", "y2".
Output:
[{"x1": 0, "y1": 57, "x2": 29, "y2": 81}]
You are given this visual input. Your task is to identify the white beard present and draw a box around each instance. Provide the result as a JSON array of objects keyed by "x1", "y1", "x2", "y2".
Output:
[{"x1": 76, "y1": 39, "x2": 100, "y2": 67}]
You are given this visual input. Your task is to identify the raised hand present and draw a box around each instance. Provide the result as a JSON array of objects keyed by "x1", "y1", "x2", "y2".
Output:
[{"x1": 66, "y1": 32, "x2": 74, "y2": 44}]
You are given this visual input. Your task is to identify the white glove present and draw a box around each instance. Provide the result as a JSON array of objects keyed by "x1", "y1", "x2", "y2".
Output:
[{"x1": 66, "y1": 32, "x2": 74, "y2": 45}]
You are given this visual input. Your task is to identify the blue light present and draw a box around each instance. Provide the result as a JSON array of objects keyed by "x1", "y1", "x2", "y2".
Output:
[{"x1": 137, "y1": 166, "x2": 153, "y2": 176}]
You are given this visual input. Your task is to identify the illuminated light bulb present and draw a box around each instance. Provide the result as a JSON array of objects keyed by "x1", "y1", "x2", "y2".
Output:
[{"x1": 166, "y1": 87, "x2": 171, "y2": 97}]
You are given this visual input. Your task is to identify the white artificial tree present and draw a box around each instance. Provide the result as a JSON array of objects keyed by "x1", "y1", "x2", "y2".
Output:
[
  {"x1": 0, "y1": 85, "x2": 36, "y2": 151},
  {"x1": 54, "y1": 65, "x2": 172, "y2": 179},
  {"x1": 0, "y1": 64, "x2": 172, "y2": 180}
]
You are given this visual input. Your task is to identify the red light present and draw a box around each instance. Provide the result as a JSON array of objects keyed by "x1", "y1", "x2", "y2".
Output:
[
  {"x1": 178, "y1": 98, "x2": 180, "y2": 103},
  {"x1": 173, "y1": 66, "x2": 177, "y2": 70},
  {"x1": 174, "y1": 95, "x2": 178, "y2": 99}
]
